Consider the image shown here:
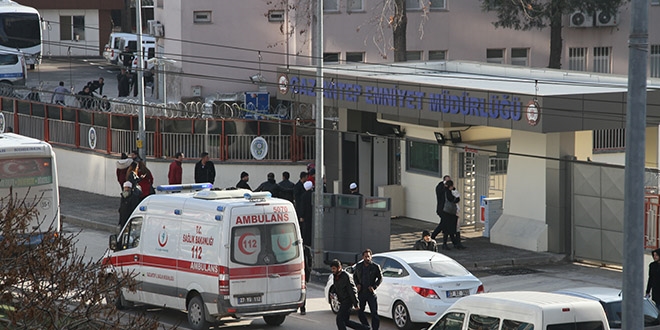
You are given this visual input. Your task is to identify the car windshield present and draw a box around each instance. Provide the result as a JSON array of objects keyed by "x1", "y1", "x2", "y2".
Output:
[
  {"x1": 408, "y1": 259, "x2": 470, "y2": 277},
  {"x1": 601, "y1": 300, "x2": 660, "y2": 328}
]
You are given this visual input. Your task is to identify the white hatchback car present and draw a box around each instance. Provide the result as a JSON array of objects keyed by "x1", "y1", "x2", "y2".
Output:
[
  {"x1": 555, "y1": 287, "x2": 660, "y2": 330},
  {"x1": 324, "y1": 250, "x2": 484, "y2": 330}
]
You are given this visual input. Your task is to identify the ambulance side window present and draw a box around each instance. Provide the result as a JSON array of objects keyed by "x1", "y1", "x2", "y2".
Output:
[
  {"x1": 119, "y1": 217, "x2": 143, "y2": 250},
  {"x1": 270, "y1": 223, "x2": 299, "y2": 263},
  {"x1": 232, "y1": 224, "x2": 300, "y2": 265},
  {"x1": 232, "y1": 226, "x2": 262, "y2": 265},
  {"x1": 429, "y1": 312, "x2": 465, "y2": 330}
]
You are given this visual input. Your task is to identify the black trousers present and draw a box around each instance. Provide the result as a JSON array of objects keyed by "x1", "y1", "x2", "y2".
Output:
[
  {"x1": 357, "y1": 292, "x2": 379, "y2": 330},
  {"x1": 337, "y1": 300, "x2": 370, "y2": 330}
]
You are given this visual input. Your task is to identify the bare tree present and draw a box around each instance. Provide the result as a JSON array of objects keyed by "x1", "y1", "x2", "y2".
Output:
[
  {"x1": 481, "y1": 0, "x2": 628, "y2": 69},
  {"x1": 0, "y1": 189, "x2": 167, "y2": 329}
]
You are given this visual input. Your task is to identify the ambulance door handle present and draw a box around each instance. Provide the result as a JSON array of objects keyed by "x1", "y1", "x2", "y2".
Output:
[
  {"x1": 269, "y1": 274, "x2": 280, "y2": 278},
  {"x1": 134, "y1": 255, "x2": 139, "y2": 262}
]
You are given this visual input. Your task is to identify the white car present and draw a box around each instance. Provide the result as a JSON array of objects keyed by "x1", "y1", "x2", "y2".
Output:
[
  {"x1": 555, "y1": 287, "x2": 660, "y2": 330},
  {"x1": 324, "y1": 250, "x2": 484, "y2": 330}
]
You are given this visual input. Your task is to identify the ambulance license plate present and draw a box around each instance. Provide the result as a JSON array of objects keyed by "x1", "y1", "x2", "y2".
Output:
[
  {"x1": 446, "y1": 289, "x2": 469, "y2": 298},
  {"x1": 237, "y1": 295, "x2": 262, "y2": 304}
]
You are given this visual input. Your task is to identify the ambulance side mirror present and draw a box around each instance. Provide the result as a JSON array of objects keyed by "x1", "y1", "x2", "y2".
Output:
[{"x1": 109, "y1": 234, "x2": 118, "y2": 251}]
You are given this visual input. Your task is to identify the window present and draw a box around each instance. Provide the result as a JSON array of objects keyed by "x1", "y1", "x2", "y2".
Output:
[
  {"x1": 547, "y1": 321, "x2": 605, "y2": 330},
  {"x1": 118, "y1": 217, "x2": 143, "y2": 250},
  {"x1": 430, "y1": 0, "x2": 447, "y2": 9},
  {"x1": 406, "y1": 139, "x2": 440, "y2": 175},
  {"x1": 511, "y1": 48, "x2": 529, "y2": 66},
  {"x1": 348, "y1": 0, "x2": 364, "y2": 11},
  {"x1": 429, "y1": 50, "x2": 447, "y2": 60},
  {"x1": 406, "y1": 51, "x2": 422, "y2": 61},
  {"x1": 324, "y1": 0, "x2": 339, "y2": 11},
  {"x1": 569, "y1": 47, "x2": 587, "y2": 71},
  {"x1": 268, "y1": 10, "x2": 285, "y2": 22},
  {"x1": 381, "y1": 258, "x2": 408, "y2": 278},
  {"x1": 469, "y1": 314, "x2": 500, "y2": 330},
  {"x1": 323, "y1": 52, "x2": 339, "y2": 63},
  {"x1": 653, "y1": 0, "x2": 660, "y2": 5},
  {"x1": 231, "y1": 224, "x2": 300, "y2": 265},
  {"x1": 593, "y1": 46, "x2": 611, "y2": 73},
  {"x1": 429, "y1": 312, "x2": 465, "y2": 330},
  {"x1": 408, "y1": 260, "x2": 470, "y2": 277},
  {"x1": 60, "y1": 15, "x2": 85, "y2": 41},
  {"x1": 651, "y1": 45, "x2": 660, "y2": 77},
  {"x1": 486, "y1": 48, "x2": 504, "y2": 64},
  {"x1": 193, "y1": 11, "x2": 212, "y2": 23},
  {"x1": 0, "y1": 54, "x2": 18, "y2": 66},
  {"x1": 346, "y1": 52, "x2": 364, "y2": 63},
  {"x1": 406, "y1": 0, "x2": 421, "y2": 10},
  {"x1": 502, "y1": 319, "x2": 535, "y2": 330},
  {"x1": 157, "y1": 0, "x2": 163, "y2": 8}
]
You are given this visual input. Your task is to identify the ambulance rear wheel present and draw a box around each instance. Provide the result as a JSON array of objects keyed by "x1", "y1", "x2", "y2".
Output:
[
  {"x1": 187, "y1": 295, "x2": 210, "y2": 330},
  {"x1": 263, "y1": 314, "x2": 286, "y2": 326}
]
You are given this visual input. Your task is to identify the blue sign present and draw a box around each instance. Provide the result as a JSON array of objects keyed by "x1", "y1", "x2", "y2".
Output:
[{"x1": 244, "y1": 92, "x2": 270, "y2": 119}]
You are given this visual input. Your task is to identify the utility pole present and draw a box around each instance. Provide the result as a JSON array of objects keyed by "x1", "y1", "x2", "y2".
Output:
[
  {"x1": 312, "y1": 0, "x2": 324, "y2": 270},
  {"x1": 623, "y1": 0, "x2": 648, "y2": 329},
  {"x1": 136, "y1": 0, "x2": 146, "y2": 161}
]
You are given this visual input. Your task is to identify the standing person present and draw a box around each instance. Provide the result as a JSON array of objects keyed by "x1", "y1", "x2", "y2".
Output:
[
  {"x1": 646, "y1": 248, "x2": 660, "y2": 307},
  {"x1": 117, "y1": 69, "x2": 131, "y2": 97},
  {"x1": 168, "y1": 152, "x2": 183, "y2": 184},
  {"x1": 51, "y1": 81, "x2": 69, "y2": 105},
  {"x1": 431, "y1": 175, "x2": 451, "y2": 241},
  {"x1": 118, "y1": 181, "x2": 140, "y2": 229},
  {"x1": 353, "y1": 249, "x2": 382, "y2": 330},
  {"x1": 116, "y1": 152, "x2": 132, "y2": 188},
  {"x1": 125, "y1": 161, "x2": 141, "y2": 194},
  {"x1": 89, "y1": 77, "x2": 104, "y2": 95},
  {"x1": 439, "y1": 180, "x2": 464, "y2": 250},
  {"x1": 293, "y1": 171, "x2": 308, "y2": 207},
  {"x1": 255, "y1": 172, "x2": 281, "y2": 198},
  {"x1": 76, "y1": 85, "x2": 93, "y2": 109},
  {"x1": 330, "y1": 259, "x2": 370, "y2": 330},
  {"x1": 298, "y1": 181, "x2": 314, "y2": 246},
  {"x1": 414, "y1": 230, "x2": 437, "y2": 251},
  {"x1": 194, "y1": 151, "x2": 216, "y2": 185},
  {"x1": 299, "y1": 244, "x2": 313, "y2": 315},
  {"x1": 236, "y1": 171, "x2": 251, "y2": 190},
  {"x1": 137, "y1": 160, "x2": 154, "y2": 200},
  {"x1": 277, "y1": 171, "x2": 295, "y2": 203},
  {"x1": 131, "y1": 70, "x2": 139, "y2": 97},
  {"x1": 119, "y1": 46, "x2": 134, "y2": 68},
  {"x1": 349, "y1": 182, "x2": 362, "y2": 196}
]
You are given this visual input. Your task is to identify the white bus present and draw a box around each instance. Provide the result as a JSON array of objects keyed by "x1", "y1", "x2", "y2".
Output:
[
  {"x1": 0, "y1": 0, "x2": 41, "y2": 69},
  {"x1": 0, "y1": 133, "x2": 59, "y2": 244}
]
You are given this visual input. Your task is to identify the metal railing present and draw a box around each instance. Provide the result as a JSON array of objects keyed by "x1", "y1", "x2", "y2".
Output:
[{"x1": 0, "y1": 96, "x2": 315, "y2": 162}]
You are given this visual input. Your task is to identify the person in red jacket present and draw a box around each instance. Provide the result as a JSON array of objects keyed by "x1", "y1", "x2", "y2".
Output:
[
  {"x1": 168, "y1": 152, "x2": 183, "y2": 184},
  {"x1": 137, "y1": 160, "x2": 154, "y2": 200}
]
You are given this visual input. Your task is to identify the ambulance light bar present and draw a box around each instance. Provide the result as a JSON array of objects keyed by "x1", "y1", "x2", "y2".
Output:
[
  {"x1": 243, "y1": 192, "x2": 272, "y2": 200},
  {"x1": 157, "y1": 183, "x2": 213, "y2": 192}
]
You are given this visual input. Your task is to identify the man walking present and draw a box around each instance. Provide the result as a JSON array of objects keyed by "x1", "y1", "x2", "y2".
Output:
[
  {"x1": 194, "y1": 151, "x2": 216, "y2": 185},
  {"x1": 431, "y1": 175, "x2": 451, "y2": 242},
  {"x1": 331, "y1": 259, "x2": 370, "y2": 330},
  {"x1": 51, "y1": 81, "x2": 69, "y2": 105},
  {"x1": 168, "y1": 152, "x2": 183, "y2": 184},
  {"x1": 353, "y1": 249, "x2": 382, "y2": 330}
]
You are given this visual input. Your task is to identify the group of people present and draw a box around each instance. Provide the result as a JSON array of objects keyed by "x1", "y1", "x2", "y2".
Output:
[
  {"x1": 116, "y1": 150, "x2": 154, "y2": 228},
  {"x1": 414, "y1": 175, "x2": 466, "y2": 252},
  {"x1": 49, "y1": 78, "x2": 109, "y2": 111}
]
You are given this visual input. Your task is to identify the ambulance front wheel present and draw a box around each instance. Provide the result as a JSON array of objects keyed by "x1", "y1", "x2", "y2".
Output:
[
  {"x1": 187, "y1": 295, "x2": 211, "y2": 330},
  {"x1": 263, "y1": 314, "x2": 286, "y2": 326}
]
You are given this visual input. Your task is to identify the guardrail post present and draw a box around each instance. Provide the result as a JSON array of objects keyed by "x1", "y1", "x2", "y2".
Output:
[
  {"x1": 74, "y1": 109, "x2": 80, "y2": 147},
  {"x1": 106, "y1": 112, "x2": 112, "y2": 154},
  {"x1": 155, "y1": 118, "x2": 162, "y2": 158}
]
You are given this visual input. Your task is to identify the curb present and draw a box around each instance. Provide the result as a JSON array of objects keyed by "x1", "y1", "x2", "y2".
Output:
[{"x1": 62, "y1": 215, "x2": 118, "y2": 233}]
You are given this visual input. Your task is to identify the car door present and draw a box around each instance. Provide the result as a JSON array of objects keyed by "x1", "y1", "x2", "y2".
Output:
[
  {"x1": 229, "y1": 205, "x2": 268, "y2": 307},
  {"x1": 376, "y1": 257, "x2": 409, "y2": 317},
  {"x1": 113, "y1": 216, "x2": 144, "y2": 302}
]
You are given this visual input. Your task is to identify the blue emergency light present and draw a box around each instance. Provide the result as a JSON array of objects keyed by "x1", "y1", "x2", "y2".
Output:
[
  {"x1": 243, "y1": 192, "x2": 272, "y2": 200},
  {"x1": 157, "y1": 183, "x2": 213, "y2": 192}
]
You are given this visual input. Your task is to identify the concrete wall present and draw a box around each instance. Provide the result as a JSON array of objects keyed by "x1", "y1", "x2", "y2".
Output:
[
  {"x1": 53, "y1": 147, "x2": 306, "y2": 196},
  {"x1": 41, "y1": 10, "x2": 100, "y2": 57}
]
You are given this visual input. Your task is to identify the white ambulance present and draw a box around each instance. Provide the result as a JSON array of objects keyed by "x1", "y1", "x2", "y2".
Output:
[{"x1": 102, "y1": 184, "x2": 305, "y2": 330}]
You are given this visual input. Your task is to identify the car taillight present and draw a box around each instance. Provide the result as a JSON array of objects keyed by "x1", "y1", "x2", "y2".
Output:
[
  {"x1": 412, "y1": 286, "x2": 440, "y2": 299},
  {"x1": 477, "y1": 284, "x2": 485, "y2": 294},
  {"x1": 218, "y1": 267, "x2": 229, "y2": 295}
]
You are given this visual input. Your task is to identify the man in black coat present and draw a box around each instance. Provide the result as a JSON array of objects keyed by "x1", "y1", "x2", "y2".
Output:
[
  {"x1": 353, "y1": 249, "x2": 382, "y2": 330},
  {"x1": 255, "y1": 172, "x2": 282, "y2": 198},
  {"x1": 194, "y1": 151, "x2": 216, "y2": 185},
  {"x1": 299, "y1": 181, "x2": 314, "y2": 246},
  {"x1": 277, "y1": 171, "x2": 295, "y2": 203},
  {"x1": 236, "y1": 171, "x2": 251, "y2": 190},
  {"x1": 431, "y1": 175, "x2": 451, "y2": 241},
  {"x1": 293, "y1": 171, "x2": 308, "y2": 207},
  {"x1": 331, "y1": 259, "x2": 369, "y2": 330}
]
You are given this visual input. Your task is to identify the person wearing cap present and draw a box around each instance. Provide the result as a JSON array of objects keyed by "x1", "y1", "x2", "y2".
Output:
[
  {"x1": 349, "y1": 182, "x2": 362, "y2": 196},
  {"x1": 118, "y1": 181, "x2": 140, "y2": 228},
  {"x1": 298, "y1": 180, "x2": 314, "y2": 246},
  {"x1": 116, "y1": 152, "x2": 132, "y2": 188},
  {"x1": 413, "y1": 230, "x2": 437, "y2": 251},
  {"x1": 168, "y1": 152, "x2": 184, "y2": 185},
  {"x1": 236, "y1": 171, "x2": 252, "y2": 191}
]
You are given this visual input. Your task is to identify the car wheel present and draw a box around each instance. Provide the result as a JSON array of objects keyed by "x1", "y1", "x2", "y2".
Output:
[
  {"x1": 329, "y1": 292, "x2": 340, "y2": 314},
  {"x1": 263, "y1": 314, "x2": 286, "y2": 326},
  {"x1": 187, "y1": 295, "x2": 210, "y2": 330},
  {"x1": 392, "y1": 301, "x2": 413, "y2": 330}
]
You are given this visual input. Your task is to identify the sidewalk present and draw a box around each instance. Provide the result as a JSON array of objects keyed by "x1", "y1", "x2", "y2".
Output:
[{"x1": 60, "y1": 187, "x2": 566, "y2": 276}]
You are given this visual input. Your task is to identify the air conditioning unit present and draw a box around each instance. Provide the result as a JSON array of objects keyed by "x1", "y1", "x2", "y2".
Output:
[
  {"x1": 147, "y1": 20, "x2": 164, "y2": 37},
  {"x1": 596, "y1": 10, "x2": 617, "y2": 27},
  {"x1": 569, "y1": 11, "x2": 593, "y2": 28}
]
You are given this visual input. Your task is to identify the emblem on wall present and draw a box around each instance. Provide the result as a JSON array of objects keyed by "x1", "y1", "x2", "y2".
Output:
[
  {"x1": 250, "y1": 136, "x2": 268, "y2": 160},
  {"x1": 526, "y1": 100, "x2": 540, "y2": 126}
]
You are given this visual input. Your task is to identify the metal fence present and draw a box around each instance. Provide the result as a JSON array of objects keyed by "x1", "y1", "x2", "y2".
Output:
[{"x1": 0, "y1": 96, "x2": 316, "y2": 162}]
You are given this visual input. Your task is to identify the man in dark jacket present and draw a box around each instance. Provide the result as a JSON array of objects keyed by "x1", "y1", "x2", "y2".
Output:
[
  {"x1": 255, "y1": 172, "x2": 281, "y2": 198},
  {"x1": 331, "y1": 259, "x2": 370, "y2": 330},
  {"x1": 431, "y1": 175, "x2": 451, "y2": 241},
  {"x1": 236, "y1": 171, "x2": 251, "y2": 190},
  {"x1": 413, "y1": 230, "x2": 437, "y2": 251},
  {"x1": 119, "y1": 46, "x2": 134, "y2": 68},
  {"x1": 646, "y1": 248, "x2": 660, "y2": 307},
  {"x1": 293, "y1": 171, "x2": 308, "y2": 207},
  {"x1": 353, "y1": 249, "x2": 382, "y2": 330},
  {"x1": 194, "y1": 151, "x2": 216, "y2": 185},
  {"x1": 118, "y1": 181, "x2": 140, "y2": 228},
  {"x1": 277, "y1": 171, "x2": 295, "y2": 203},
  {"x1": 299, "y1": 181, "x2": 314, "y2": 246}
]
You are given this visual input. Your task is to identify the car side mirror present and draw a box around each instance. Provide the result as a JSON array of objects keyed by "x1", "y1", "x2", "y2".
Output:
[{"x1": 109, "y1": 234, "x2": 118, "y2": 251}]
